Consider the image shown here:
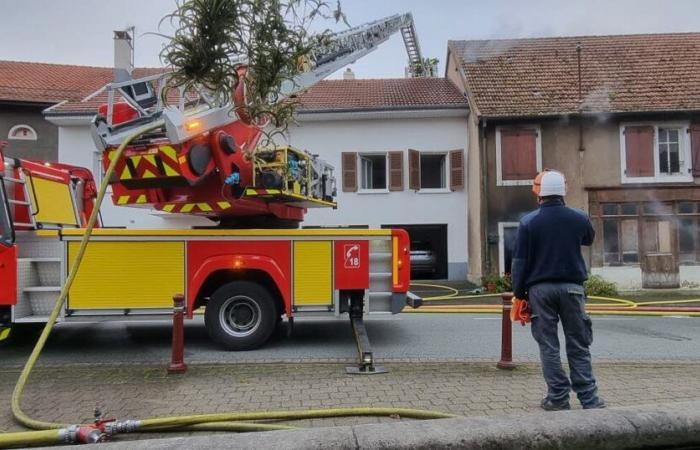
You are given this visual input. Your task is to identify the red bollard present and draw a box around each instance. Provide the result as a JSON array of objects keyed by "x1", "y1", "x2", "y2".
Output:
[
  {"x1": 168, "y1": 294, "x2": 188, "y2": 374},
  {"x1": 497, "y1": 292, "x2": 516, "y2": 370}
]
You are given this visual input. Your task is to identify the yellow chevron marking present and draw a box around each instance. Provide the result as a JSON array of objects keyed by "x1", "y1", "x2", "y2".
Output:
[
  {"x1": 217, "y1": 201, "x2": 231, "y2": 209},
  {"x1": 136, "y1": 195, "x2": 147, "y2": 204},
  {"x1": 131, "y1": 155, "x2": 142, "y2": 166},
  {"x1": 0, "y1": 328, "x2": 10, "y2": 342},
  {"x1": 107, "y1": 150, "x2": 116, "y2": 162},
  {"x1": 163, "y1": 164, "x2": 179, "y2": 176},
  {"x1": 162, "y1": 204, "x2": 176, "y2": 213},
  {"x1": 120, "y1": 167, "x2": 132, "y2": 180},
  {"x1": 245, "y1": 189, "x2": 258, "y2": 196},
  {"x1": 117, "y1": 196, "x2": 130, "y2": 205},
  {"x1": 144, "y1": 154, "x2": 157, "y2": 166},
  {"x1": 180, "y1": 203, "x2": 195, "y2": 213},
  {"x1": 142, "y1": 169, "x2": 157, "y2": 179},
  {"x1": 197, "y1": 203, "x2": 213, "y2": 212},
  {"x1": 265, "y1": 189, "x2": 281, "y2": 195},
  {"x1": 160, "y1": 145, "x2": 177, "y2": 160}
]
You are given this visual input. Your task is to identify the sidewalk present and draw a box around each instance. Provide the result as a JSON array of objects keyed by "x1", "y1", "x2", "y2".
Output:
[{"x1": 2, "y1": 361, "x2": 700, "y2": 435}]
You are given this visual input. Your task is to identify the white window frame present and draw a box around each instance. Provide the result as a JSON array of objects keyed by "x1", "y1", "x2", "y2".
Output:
[
  {"x1": 357, "y1": 152, "x2": 389, "y2": 194},
  {"x1": 498, "y1": 222, "x2": 520, "y2": 275},
  {"x1": 8, "y1": 124, "x2": 38, "y2": 141},
  {"x1": 418, "y1": 151, "x2": 450, "y2": 194},
  {"x1": 495, "y1": 124, "x2": 542, "y2": 187},
  {"x1": 619, "y1": 121, "x2": 692, "y2": 184}
]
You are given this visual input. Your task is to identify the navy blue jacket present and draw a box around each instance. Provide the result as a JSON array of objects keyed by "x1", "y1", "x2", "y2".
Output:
[{"x1": 511, "y1": 198, "x2": 594, "y2": 299}]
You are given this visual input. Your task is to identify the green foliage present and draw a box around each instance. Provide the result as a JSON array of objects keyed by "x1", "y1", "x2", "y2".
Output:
[
  {"x1": 159, "y1": 0, "x2": 348, "y2": 141},
  {"x1": 481, "y1": 273, "x2": 512, "y2": 293},
  {"x1": 584, "y1": 275, "x2": 618, "y2": 297}
]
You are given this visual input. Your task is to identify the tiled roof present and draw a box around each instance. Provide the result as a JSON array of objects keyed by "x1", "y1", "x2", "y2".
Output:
[
  {"x1": 449, "y1": 33, "x2": 700, "y2": 118},
  {"x1": 294, "y1": 78, "x2": 467, "y2": 112}
]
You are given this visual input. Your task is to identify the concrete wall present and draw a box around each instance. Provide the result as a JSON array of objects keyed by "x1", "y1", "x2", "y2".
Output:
[
  {"x1": 0, "y1": 103, "x2": 58, "y2": 161},
  {"x1": 283, "y1": 114, "x2": 469, "y2": 280}
]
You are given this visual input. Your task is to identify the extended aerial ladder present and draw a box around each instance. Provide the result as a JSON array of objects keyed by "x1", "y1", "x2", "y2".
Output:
[{"x1": 89, "y1": 13, "x2": 433, "y2": 227}]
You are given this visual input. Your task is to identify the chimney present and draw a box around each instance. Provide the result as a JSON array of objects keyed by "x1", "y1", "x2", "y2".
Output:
[
  {"x1": 113, "y1": 27, "x2": 134, "y2": 82},
  {"x1": 343, "y1": 68, "x2": 355, "y2": 80}
]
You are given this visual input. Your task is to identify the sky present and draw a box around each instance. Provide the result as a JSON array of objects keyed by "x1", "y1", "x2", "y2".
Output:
[{"x1": 2, "y1": 0, "x2": 699, "y2": 79}]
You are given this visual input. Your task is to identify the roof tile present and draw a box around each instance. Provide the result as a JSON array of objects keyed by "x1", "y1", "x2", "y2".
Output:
[{"x1": 450, "y1": 33, "x2": 700, "y2": 117}]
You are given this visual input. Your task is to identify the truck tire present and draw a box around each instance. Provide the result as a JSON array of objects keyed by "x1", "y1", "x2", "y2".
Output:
[{"x1": 205, "y1": 281, "x2": 277, "y2": 351}]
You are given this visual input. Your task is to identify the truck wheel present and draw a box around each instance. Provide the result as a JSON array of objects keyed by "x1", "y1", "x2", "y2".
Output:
[{"x1": 205, "y1": 281, "x2": 277, "y2": 351}]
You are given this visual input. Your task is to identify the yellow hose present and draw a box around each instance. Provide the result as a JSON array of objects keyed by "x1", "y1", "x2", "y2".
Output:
[{"x1": 2, "y1": 121, "x2": 454, "y2": 448}]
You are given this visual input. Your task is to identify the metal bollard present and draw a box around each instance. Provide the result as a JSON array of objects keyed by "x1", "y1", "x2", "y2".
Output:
[
  {"x1": 497, "y1": 292, "x2": 516, "y2": 370},
  {"x1": 168, "y1": 294, "x2": 188, "y2": 374}
]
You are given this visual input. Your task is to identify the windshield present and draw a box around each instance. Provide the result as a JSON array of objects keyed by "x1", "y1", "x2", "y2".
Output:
[{"x1": 0, "y1": 181, "x2": 14, "y2": 246}]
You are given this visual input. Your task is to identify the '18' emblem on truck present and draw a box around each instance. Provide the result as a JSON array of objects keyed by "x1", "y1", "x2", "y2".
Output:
[{"x1": 344, "y1": 244, "x2": 361, "y2": 269}]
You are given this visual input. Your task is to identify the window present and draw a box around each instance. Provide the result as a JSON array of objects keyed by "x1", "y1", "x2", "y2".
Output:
[
  {"x1": 341, "y1": 151, "x2": 403, "y2": 192},
  {"x1": 408, "y1": 149, "x2": 464, "y2": 191},
  {"x1": 359, "y1": 154, "x2": 387, "y2": 190},
  {"x1": 601, "y1": 203, "x2": 640, "y2": 265},
  {"x1": 677, "y1": 202, "x2": 700, "y2": 264},
  {"x1": 8, "y1": 124, "x2": 37, "y2": 141},
  {"x1": 496, "y1": 125, "x2": 542, "y2": 186},
  {"x1": 419, "y1": 153, "x2": 446, "y2": 189},
  {"x1": 620, "y1": 122, "x2": 693, "y2": 183}
]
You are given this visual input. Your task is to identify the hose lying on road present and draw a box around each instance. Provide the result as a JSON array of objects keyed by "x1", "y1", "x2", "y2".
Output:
[{"x1": 1, "y1": 123, "x2": 455, "y2": 449}]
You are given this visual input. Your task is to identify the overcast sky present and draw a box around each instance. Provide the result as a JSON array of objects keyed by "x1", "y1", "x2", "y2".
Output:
[{"x1": 2, "y1": 0, "x2": 699, "y2": 79}]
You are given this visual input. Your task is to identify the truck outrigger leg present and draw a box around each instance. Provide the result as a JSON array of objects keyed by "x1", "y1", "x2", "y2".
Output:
[{"x1": 346, "y1": 293, "x2": 387, "y2": 375}]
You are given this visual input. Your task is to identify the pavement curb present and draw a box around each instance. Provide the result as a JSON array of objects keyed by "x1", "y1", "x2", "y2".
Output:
[{"x1": 85, "y1": 400, "x2": 700, "y2": 450}]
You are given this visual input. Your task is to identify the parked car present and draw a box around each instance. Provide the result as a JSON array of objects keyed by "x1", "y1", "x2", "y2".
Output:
[{"x1": 410, "y1": 241, "x2": 437, "y2": 277}]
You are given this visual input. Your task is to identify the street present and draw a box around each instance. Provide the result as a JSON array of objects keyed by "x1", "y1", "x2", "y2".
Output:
[{"x1": 4, "y1": 313, "x2": 699, "y2": 367}]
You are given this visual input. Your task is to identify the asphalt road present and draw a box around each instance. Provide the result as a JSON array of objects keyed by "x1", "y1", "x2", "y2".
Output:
[{"x1": 3, "y1": 314, "x2": 699, "y2": 367}]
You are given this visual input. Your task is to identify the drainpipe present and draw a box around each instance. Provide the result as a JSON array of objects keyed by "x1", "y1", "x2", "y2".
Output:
[{"x1": 481, "y1": 118, "x2": 490, "y2": 275}]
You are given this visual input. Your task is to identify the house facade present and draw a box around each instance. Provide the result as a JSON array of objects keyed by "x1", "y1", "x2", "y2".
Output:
[
  {"x1": 446, "y1": 33, "x2": 700, "y2": 289},
  {"x1": 285, "y1": 78, "x2": 470, "y2": 279}
]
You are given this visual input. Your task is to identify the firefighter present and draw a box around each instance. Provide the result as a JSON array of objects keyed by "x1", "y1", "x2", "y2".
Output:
[{"x1": 511, "y1": 169, "x2": 605, "y2": 411}]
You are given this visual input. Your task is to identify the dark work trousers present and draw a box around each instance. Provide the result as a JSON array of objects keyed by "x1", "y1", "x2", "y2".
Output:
[{"x1": 529, "y1": 282, "x2": 599, "y2": 406}]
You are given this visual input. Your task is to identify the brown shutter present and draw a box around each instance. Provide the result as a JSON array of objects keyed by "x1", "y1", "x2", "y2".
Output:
[
  {"x1": 449, "y1": 149, "x2": 464, "y2": 191},
  {"x1": 624, "y1": 126, "x2": 654, "y2": 177},
  {"x1": 690, "y1": 124, "x2": 700, "y2": 177},
  {"x1": 388, "y1": 151, "x2": 404, "y2": 191},
  {"x1": 408, "y1": 149, "x2": 420, "y2": 190},
  {"x1": 341, "y1": 152, "x2": 357, "y2": 192},
  {"x1": 500, "y1": 128, "x2": 537, "y2": 180}
]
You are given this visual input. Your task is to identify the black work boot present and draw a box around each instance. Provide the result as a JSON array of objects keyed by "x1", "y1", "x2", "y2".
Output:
[
  {"x1": 583, "y1": 398, "x2": 606, "y2": 409},
  {"x1": 540, "y1": 398, "x2": 571, "y2": 411}
]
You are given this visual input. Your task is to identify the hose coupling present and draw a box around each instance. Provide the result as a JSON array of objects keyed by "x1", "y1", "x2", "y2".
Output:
[
  {"x1": 58, "y1": 424, "x2": 107, "y2": 444},
  {"x1": 104, "y1": 419, "x2": 141, "y2": 435}
]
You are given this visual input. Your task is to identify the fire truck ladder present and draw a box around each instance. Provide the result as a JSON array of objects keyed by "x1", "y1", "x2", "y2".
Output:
[
  {"x1": 1, "y1": 160, "x2": 37, "y2": 230},
  {"x1": 92, "y1": 12, "x2": 429, "y2": 148},
  {"x1": 400, "y1": 20, "x2": 429, "y2": 77}
]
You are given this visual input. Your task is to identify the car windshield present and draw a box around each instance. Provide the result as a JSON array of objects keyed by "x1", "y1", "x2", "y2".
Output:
[{"x1": 0, "y1": 181, "x2": 14, "y2": 246}]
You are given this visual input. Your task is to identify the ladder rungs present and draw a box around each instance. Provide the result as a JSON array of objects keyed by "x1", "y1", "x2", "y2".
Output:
[
  {"x1": 13, "y1": 222, "x2": 35, "y2": 228},
  {"x1": 8, "y1": 199, "x2": 30, "y2": 206}
]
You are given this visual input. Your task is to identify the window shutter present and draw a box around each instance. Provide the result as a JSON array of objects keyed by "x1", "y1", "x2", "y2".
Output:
[
  {"x1": 341, "y1": 152, "x2": 357, "y2": 192},
  {"x1": 388, "y1": 151, "x2": 404, "y2": 191},
  {"x1": 624, "y1": 126, "x2": 654, "y2": 177},
  {"x1": 408, "y1": 149, "x2": 420, "y2": 190},
  {"x1": 449, "y1": 149, "x2": 464, "y2": 191},
  {"x1": 500, "y1": 128, "x2": 537, "y2": 180},
  {"x1": 691, "y1": 125, "x2": 700, "y2": 177}
]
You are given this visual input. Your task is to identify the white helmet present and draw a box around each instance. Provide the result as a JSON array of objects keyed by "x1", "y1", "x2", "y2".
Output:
[{"x1": 533, "y1": 169, "x2": 566, "y2": 197}]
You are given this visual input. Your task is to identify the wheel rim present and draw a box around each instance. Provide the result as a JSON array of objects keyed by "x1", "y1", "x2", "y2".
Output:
[{"x1": 219, "y1": 295, "x2": 262, "y2": 338}]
